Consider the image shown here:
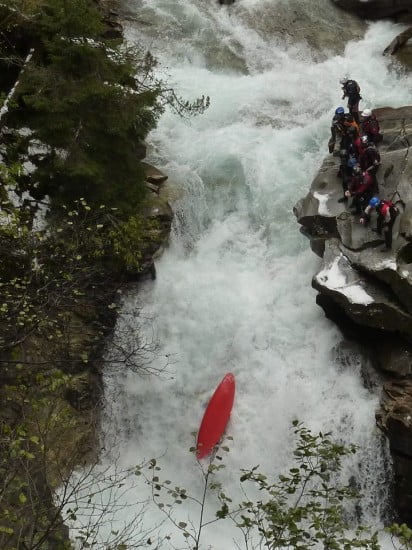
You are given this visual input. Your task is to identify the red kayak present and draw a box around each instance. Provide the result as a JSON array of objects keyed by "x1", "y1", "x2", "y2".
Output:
[{"x1": 196, "y1": 373, "x2": 235, "y2": 459}]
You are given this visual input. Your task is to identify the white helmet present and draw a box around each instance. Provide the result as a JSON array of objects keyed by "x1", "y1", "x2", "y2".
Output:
[
  {"x1": 361, "y1": 108, "x2": 372, "y2": 118},
  {"x1": 340, "y1": 77, "x2": 349, "y2": 85},
  {"x1": 361, "y1": 135, "x2": 369, "y2": 145}
]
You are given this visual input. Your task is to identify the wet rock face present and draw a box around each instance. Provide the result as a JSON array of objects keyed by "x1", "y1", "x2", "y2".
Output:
[
  {"x1": 331, "y1": 0, "x2": 412, "y2": 20},
  {"x1": 294, "y1": 105, "x2": 412, "y2": 525},
  {"x1": 294, "y1": 106, "x2": 412, "y2": 342},
  {"x1": 377, "y1": 380, "x2": 412, "y2": 525}
]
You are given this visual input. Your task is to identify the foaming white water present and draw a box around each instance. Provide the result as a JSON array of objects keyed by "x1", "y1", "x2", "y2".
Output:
[{"x1": 82, "y1": 2, "x2": 412, "y2": 548}]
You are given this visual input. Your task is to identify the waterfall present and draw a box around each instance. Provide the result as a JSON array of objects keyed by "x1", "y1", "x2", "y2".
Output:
[{"x1": 73, "y1": 1, "x2": 412, "y2": 547}]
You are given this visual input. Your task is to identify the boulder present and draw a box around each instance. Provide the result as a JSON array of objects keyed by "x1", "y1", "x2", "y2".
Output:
[{"x1": 312, "y1": 239, "x2": 412, "y2": 342}]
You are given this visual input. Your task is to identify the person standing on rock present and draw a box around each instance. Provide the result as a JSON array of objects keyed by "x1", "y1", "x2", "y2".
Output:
[
  {"x1": 351, "y1": 126, "x2": 363, "y2": 158},
  {"x1": 340, "y1": 77, "x2": 362, "y2": 124},
  {"x1": 360, "y1": 196, "x2": 399, "y2": 250},
  {"x1": 337, "y1": 136, "x2": 359, "y2": 203},
  {"x1": 344, "y1": 165, "x2": 374, "y2": 214},
  {"x1": 340, "y1": 124, "x2": 361, "y2": 160},
  {"x1": 359, "y1": 137, "x2": 380, "y2": 192},
  {"x1": 360, "y1": 109, "x2": 383, "y2": 144},
  {"x1": 328, "y1": 107, "x2": 347, "y2": 154}
]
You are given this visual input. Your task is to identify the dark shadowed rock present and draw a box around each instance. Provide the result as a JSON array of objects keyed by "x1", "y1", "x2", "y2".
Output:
[
  {"x1": 377, "y1": 380, "x2": 412, "y2": 525},
  {"x1": 331, "y1": 0, "x2": 412, "y2": 20}
]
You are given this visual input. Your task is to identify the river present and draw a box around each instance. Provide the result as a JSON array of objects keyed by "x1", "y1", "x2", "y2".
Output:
[{"x1": 78, "y1": 1, "x2": 412, "y2": 548}]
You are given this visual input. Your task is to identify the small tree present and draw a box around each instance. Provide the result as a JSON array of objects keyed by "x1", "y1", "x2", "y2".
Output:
[
  {"x1": 0, "y1": 370, "x2": 167, "y2": 549},
  {"x1": 217, "y1": 421, "x2": 381, "y2": 550},
  {"x1": 143, "y1": 445, "x2": 231, "y2": 550},
  {"x1": 145, "y1": 423, "x2": 383, "y2": 550}
]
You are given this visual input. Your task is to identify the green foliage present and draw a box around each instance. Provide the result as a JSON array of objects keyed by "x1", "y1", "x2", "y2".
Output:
[
  {"x1": 36, "y1": 0, "x2": 104, "y2": 39},
  {"x1": 387, "y1": 524, "x2": 412, "y2": 550},
  {"x1": 142, "y1": 443, "x2": 232, "y2": 549},
  {"x1": 144, "y1": 425, "x2": 403, "y2": 550},
  {"x1": 0, "y1": 0, "x2": 208, "y2": 215},
  {"x1": 216, "y1": 421, "x2": 379, "y2": 550},
  {"x1": 0, "y1": 196, "x2": 158, "y2": 353},
  {"x1": 0, "y1": 368, "x2": 83, "y2": 550},
  {"x1": 108, "y1": 212, "x2": 159, "y2": 272},
  {"x1": 0, "y1": 190, "x2": 165, "y2": 548},
  {"x1": 14, "y1": 42, "x2": 160, "y2": 209},
  {"x1": 8, "y1": 49, "x2": 158, "y2": 210}
]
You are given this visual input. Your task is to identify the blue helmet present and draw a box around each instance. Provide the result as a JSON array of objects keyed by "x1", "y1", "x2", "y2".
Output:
[
  {"x1": 369, "y1": 197, "x2": 380, "y2": 208},
  {"x1": 335, "y1": 106, "x2": 345, "y2": 115},
  {"x1": 347, "y1": 156, "x2": 358, "y2": 168}
]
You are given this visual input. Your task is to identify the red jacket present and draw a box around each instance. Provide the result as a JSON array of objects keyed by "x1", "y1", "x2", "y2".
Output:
[
  {"x1": 351, "y1": 171, "x2": 374, "y2": 196},
  {"x1": 379, "y1": 200, "x2": 398, "y2": 223},
  {"x1": 363, "y1": 200, "x2": 398, "y2": 223},
  {"x1": 353, "y1": 136, "x2": 363, "y2": 157},
  {"x1": 361, "y1": 115, "x2": 380, "y2": 139}
]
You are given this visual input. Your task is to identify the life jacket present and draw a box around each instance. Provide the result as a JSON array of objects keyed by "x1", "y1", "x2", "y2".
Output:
[
  {"x1": 344, "y1": 120, "x2": 359, "y2": 133},
  {"x1": 362, "y1": 115, "x2": 380, "y2": 136},
  {"x1": 345, "y1": 80, "x2": 359, "y2": 97},
  {"x1": 355, "y1": 171, "x2": 374, "y2": 195},
  {"x1": 332, "y1": 114, "x2": 345, "y2": 130},
  {"x1": 330, "y1": 115, "x2": 346, "y2": 144},
  {"x1": 343, "y1": 113, "x2": 359, "y2": 130},
  {"x1": 353, "y1": 136, "x2": 363, "y2": 157},
  {"x1": 349, "y1": 173, "x2": 362, "y2": 193},
  {"x1": 379, "y1": 200, "x2": 398, "y2": 219}
]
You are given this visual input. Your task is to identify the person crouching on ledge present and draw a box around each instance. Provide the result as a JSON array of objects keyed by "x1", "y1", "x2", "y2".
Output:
[{"x1": 360, "y1": 196, "x2": 399, "y2": 250}]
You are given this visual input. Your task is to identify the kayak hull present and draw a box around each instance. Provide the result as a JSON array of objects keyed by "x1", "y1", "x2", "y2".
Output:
[{"x1": 196, "y1": 373, "x2": 235, "y2": 459}]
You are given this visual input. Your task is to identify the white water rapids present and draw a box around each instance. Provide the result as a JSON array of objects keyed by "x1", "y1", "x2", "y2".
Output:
[{"x1": 72, "y1": 1, "x2": 412, "y2": 548}]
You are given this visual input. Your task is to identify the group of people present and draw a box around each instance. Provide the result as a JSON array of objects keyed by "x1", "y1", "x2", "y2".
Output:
[{"x1": 328, "y1": 77, "x2": 399, "y2": 250}]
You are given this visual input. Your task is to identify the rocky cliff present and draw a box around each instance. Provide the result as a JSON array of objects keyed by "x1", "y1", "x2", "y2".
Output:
[
  {"x1": 331, "y1": 0, "x2": 412, "y2": 20},
  {"x1": 294, "y1": 106, "x2": 412, "y2": 525}
]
